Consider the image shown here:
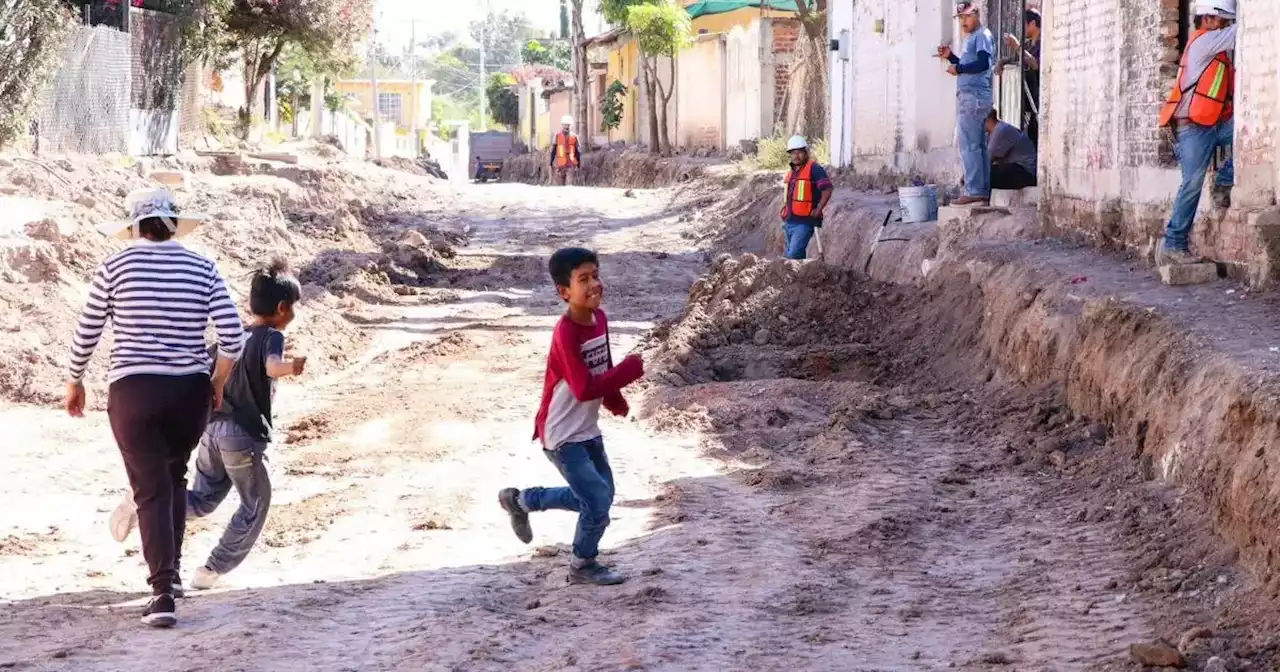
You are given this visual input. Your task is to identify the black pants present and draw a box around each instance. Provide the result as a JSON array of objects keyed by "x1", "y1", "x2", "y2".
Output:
[
  {"x1": 108, "y1": 374, "x2": 212, "y2": 595},
  {"x1": 991, "y1": 163, "x2": 1038, "y2": 191}
]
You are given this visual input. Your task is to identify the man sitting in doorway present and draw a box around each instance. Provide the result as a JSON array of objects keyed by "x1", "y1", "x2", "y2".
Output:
[
  {"x1": 986, "y1": 109, "x2": 1037, "y2": 190},
  {"x1": 1156, "y1": 0, "x2": 1236, "y2": 266}
]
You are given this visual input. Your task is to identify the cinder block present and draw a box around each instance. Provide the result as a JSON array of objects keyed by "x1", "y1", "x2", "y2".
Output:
[
  {"x1": 248, "y1": 152, "x2": 299, "y2": 165},
  {"x1": 1158, "y1": 262, "x2": 1219, "y2": 286},
  {"x1": 990, "y1": 187, "x2": 1042, "y2": 208}
]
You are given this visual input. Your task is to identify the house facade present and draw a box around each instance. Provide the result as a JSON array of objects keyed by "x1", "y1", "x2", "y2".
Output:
[
  {"x1": 827, "y1": 0, "x2": 1280, "y2": 284},
  {"x1": 334, "y1": 79, "x2": 434, "y2": 133}
]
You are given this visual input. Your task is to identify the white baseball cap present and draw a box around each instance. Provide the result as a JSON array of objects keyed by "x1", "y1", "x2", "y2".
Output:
[{"x1": 99, "y1": 188, "x2": 207, "y2": 240}]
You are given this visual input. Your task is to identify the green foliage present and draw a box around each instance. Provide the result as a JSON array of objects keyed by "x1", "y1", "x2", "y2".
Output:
[
  {"x1": 753, "y1": 130, "x2": 830, "y2": 169},
  {"x1": 626, "y1": 1, "x2": 692, "y2": 58},
  {"x1": 600, "y1": 0, "x2": 655, "y2": 26},
  {"x1": 486, "y1": 73, "x2": 519, "y2": 129},
  {"x1": 522, "y1": 39, "x2": 571, "y2": 71},
  {"x1": 0, "y1": 0, "x2": 75, "y2": 148},
  {"x1": 601, "y1": 80, "x2": 627, "y2": 133}
]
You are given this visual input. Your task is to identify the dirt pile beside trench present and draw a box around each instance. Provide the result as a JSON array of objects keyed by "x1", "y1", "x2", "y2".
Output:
[
  {"x1": 503, "y1": 149, "x2": 716, "y2": 188},
  {"x1": 0, "y1": 152, "x2": 455, "y2": 407},
  {"x1": 634, "y1": 253, "x2": 1280, "y2": 667}
]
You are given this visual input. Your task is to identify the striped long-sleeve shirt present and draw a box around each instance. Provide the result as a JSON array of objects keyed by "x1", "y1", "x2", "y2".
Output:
[{"x1": 69, "y1": 240, "x2": 245, "y2": 384}]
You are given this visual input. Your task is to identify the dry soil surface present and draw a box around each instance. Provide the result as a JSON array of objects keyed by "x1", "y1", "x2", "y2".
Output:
[{"x1": 0, "y1": 169, "x2": 1265, "y2": 671}]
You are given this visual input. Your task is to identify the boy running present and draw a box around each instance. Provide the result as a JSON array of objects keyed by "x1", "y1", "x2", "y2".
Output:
[
  {"x1": 186, "y1": 259, "x2": 306, "y2": 589},
  {"x1": 499, "y1": 247, "x2": 644, "y2": 585}
]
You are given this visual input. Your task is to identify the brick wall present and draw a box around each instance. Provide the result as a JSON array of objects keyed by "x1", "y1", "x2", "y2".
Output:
[{"x1": 772, "y1": 18, "x2": 800, "y2": 124}]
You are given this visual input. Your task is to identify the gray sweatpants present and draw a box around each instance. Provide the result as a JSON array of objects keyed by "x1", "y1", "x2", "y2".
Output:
[{"x1": 186, "y1": 419, "x2": 272, "y2": 575}]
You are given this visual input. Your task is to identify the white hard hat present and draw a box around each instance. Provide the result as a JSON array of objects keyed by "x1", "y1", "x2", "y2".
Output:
[
  {"x1": 1194, "y1": 0, "x2": 1235, "y2": 17},
  {"x1": 786, "y1": 135, "x2": 808, "y2": 151},
  {"x1": 561, "y1": 115, "x2": 574, "y2": 125}
]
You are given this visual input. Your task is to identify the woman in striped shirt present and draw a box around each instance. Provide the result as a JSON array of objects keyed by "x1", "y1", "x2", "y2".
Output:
[{"x1": 65, "y1": 188, "x2": 244, "y2": 628}]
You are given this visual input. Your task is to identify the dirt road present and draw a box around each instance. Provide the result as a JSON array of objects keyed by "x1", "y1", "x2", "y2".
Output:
[{"x1": 0, "y1": 179, "x2": 1241, "y2": 670}]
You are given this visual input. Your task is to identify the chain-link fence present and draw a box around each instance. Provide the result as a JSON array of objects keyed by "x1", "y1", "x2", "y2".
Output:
[{"x1": 34, "y1": 7, "x2": 200, "y2": 156}]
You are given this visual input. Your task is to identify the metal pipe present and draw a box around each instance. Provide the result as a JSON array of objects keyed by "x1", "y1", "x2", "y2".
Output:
[{"x1": 1018, "y1": 0, "x2": 1027, "y2": 131}]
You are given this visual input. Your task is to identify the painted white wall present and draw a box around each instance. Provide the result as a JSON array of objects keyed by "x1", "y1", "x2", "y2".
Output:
[{"x1": 678, "y1": 35, "x2": 726, "y2": 149}]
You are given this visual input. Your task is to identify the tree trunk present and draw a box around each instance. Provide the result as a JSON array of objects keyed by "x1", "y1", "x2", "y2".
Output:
[
  {"x1": 571, "y1": 0, "x2": 588, "y2": 150},
  {"x1": 655, "y1": 68, "x2": 671, "y2": 156},
  {"x1": 238, "y1": 42, "x2": 285, "y2": 141},
  {"x1": 642, "y1": 58, "x2": 659, "y2": 154},
  {"x1": 788, "y1": 0, "x2": 829, "y2": 142}
]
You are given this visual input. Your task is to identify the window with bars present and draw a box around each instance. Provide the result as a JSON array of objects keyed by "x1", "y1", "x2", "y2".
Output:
[{"x1": 377, "y1": 92, "x2": 402, "y2": 122}]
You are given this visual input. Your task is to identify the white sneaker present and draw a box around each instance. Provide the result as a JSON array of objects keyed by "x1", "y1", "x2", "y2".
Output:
[
  {"x1": 191, "y1": 566, "x2": 221, "y2": 590},
  {"x1": 109, "y1": 492, "x2": 138, "y2": 543}
]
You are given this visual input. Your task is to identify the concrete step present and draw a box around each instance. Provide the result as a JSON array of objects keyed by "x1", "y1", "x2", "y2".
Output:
[
  {"x1": 1158, "y1": 262, "x2": 1220, "y2": 286},
  {"x1": 991, "y1": 186, "x2": 1041, "y2": 208}
]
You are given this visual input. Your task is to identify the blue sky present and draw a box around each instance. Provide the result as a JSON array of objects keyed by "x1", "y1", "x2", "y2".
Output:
[{"x1": 374, "y1": 0, "x2": 608, "y2": 51}]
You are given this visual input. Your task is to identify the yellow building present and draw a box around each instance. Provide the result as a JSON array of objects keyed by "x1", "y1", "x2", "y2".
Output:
[
  {"x1": 586, "y1": 30, "x2": 641, "y2": 145},
  {"x1": 334, "y1": 79, "x2": 435, "y2": 131}
]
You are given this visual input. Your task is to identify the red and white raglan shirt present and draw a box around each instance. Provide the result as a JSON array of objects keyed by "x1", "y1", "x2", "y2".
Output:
[{"x1": 533, "y1": 309, "x2": 644, "y2": 450}]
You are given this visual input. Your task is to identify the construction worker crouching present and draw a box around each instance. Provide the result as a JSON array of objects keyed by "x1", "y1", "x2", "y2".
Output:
[
  {"x1": 1158, "y1": 0, "x2": 1236, "y2": 267},
  {"x1": 780, "y1": 135, "x2": 833, "y2": 260},
  {"x1": 550, "y1": 115, "x2": 581, "y2": 186}
]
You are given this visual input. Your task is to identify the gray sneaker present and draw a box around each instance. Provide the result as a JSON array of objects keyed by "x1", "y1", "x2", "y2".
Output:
[
  {"x1": 109, "y1": 492, "x2": 137, "y2": 543},
  {"x1": 498, "y1": 488, "x2": 533, "y2": 544},
  {"x1": 568, "y1": 561, "x2": 626, "y2": 586}
]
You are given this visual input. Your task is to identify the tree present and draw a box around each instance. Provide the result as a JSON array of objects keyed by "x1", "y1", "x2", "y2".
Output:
[
  {"x1": 627, "y1": 1, "x2": 690, "y2": 155},
  {"x1": 570, "y1": 0, "x2": 587, "y2": 150},
  {"x1": 559, "y1": 0, "x2": 570, "y2": 39},
  {"x1": 787, "y1": 0, "x2": 828, "y2": 141},
  {"x1": 468, "y1": 10, "x2": 536, "y2": 75},
  {"x1": 219, "y1": 0, "x2": 374, "y2": 138},
  {"x1": 600, "y1": 0, "x2": 650, "y2": 26},
  {"x1": 522, "y1": 39, "x2": 571, "y2": 71},
  {"x1": 600, "y1": 79, "x2": 626, "y2": 142},
  {"x1": 485, "y1": 73, "x2": 519, "y2": 128},
  {"x1": 0, "y1": 0, "x2": 75, "y2": 148}
]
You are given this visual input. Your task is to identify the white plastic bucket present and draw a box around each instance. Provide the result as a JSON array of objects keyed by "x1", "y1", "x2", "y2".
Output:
[{"x1": 898, "y1": 184, "x2": 939, "y2": 223}]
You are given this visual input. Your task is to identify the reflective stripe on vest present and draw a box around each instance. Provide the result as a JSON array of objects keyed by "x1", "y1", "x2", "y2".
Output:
[
  {"x1": 555, "y1": 133, "x2": 578, "y2": 168},
  {"x1": 784, "y1": 162, "x2": 816, "y2": 218},
  {"x1": 1159, "y1": 29, "x2": 1235, "y2": 128}
]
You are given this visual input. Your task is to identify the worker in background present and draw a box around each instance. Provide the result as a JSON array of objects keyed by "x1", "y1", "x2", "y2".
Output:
[
  {"x1": 779, "y1": 135, "x2": 833, "y2": 260},
  {"x1": 550, "y1": 115, "x2": 581, "y2": 186},
  {"x1": 1002, "y1": 8, "x2": 1042, "y2": 145},
  {"x1": 985, "y1": 109, "x2": 1037, "y2": 190},
  {"x1": 1157, "y1": 0, "x2": 1236, "y2": 266},
  {"x1": 938, "y1": 2, "x2": 996, "y2": 206}
]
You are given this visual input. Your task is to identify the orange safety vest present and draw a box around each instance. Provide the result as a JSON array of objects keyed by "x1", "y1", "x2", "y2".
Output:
[
  {"x1": 1159, "y1": 28, "x2": 1235, "y2": 128},
  {"x1": 555, "y1": 132, "x2": 579, "y2": 168},
  {"x1": 782, "y1": 162, "x2": 817, "y2": 218}
]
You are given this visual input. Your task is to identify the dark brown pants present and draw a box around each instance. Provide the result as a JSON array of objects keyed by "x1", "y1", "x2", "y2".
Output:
[{"x1": 108, "y1": 374, "x2": 212, "y2": 595}]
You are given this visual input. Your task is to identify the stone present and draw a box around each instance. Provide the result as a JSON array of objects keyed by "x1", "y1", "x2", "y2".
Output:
[
  {"x1": 148, "y1": 170, "x2": 188, "y2": 189},
  {"x1": 1086, "y1": 422, "x2": 1109, "y2": 443},
  {"x1": 990, "y1": 187, "x2": 1042, "y2": 208},
  {"x1": 753, "y1": 328, "x2": 771, "y2": 346},
  {"x1": 74, "y1": 195, "x2": 97, "y2": 210},
  {"x1": 0, "y1": 157, "x2": 13, "y2": 168},
  {"x1": 1129, "y1": 641, "x2": 1186, "y2": 668},
  {"x1": 1048, "y1": 451, "x2": 1067, "y2": 469},
  {"x1": 1177, "y1": 626, "x2": 1213, "y2": 652},
  {"x1": 1203, "y1": 656, "x2": 1228, "y2": 672},
  {"x1": 1158, "y1": 262, "x2": 1218, "y2": 286}
]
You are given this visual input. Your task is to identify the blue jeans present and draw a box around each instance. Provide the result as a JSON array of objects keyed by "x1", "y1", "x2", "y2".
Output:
[
  {"x1": 1164, "y1": 120, "x2": 1234, "y2": 252},
  {"x1": 957, "y1": 95, "x2": 992, "y2": 197},
  {"x1": 783, "y1": 220, "x2": 816, "y2": 259},
  {"x1": 521, "y1": 437, "x2": 615, "y2": 562},
  {"x1": 187, "y1": 420, "x2": 272, "y2": 575}
]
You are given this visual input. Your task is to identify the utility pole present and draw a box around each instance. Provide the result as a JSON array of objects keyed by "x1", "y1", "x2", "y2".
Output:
[
  {"x1": 479, "y1": 0, "x2": 488, "y2": 131},
  {"x1": 410, "y1": 20, "x2": 420, "y2": 157},
  {"x1": 370, "y1": 13, "x2": 382, "y2": 160}
]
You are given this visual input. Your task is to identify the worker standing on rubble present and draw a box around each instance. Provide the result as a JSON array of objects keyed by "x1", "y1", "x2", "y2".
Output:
[
  {"x1": 550, "y1": 115, "x2": 581, "y2": 186},
  {"x1": 65, "y1": 188, "x2": 244, "y2": 628},
  {"x1": 1157, "y1": 0, "x2": 1237, "y2": 266},
  {"x1": 938, "y1": 1, "x2": 996, "y2": 206},
  {"x1": 779, "y1": 135, "x2": 834, "y2": 260}
]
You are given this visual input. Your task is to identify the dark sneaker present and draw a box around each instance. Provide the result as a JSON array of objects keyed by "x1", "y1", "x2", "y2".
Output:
[
  {"x1": 568, "y1": 561, "x2": 627, "y2": 586},
  {"x1": 141, "y1": 594, "x2": 177, "y2": 628},
  {"x1": 1212, "y1": 185, "x2": 1232, "y2": 209},
  {"x1": 498, "y1": 488, "x2": 533, "y2": 544}
]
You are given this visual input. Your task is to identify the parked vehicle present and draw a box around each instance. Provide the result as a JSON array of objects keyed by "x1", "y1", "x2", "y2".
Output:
[{"x1": 470, "y1": 131, "x2": 516, "y2": 183}]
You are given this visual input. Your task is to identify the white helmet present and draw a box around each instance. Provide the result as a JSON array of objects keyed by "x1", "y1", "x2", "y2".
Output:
[
  {"x1": 561, "y1": 115, "x2": 574, "y2": 125},
  {"x1": 786, "y1": 135, "x2": 808, "y2": 151},
  {"x1": 1194, "y1": 0, "x2": 1235, "y2": 17}
]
